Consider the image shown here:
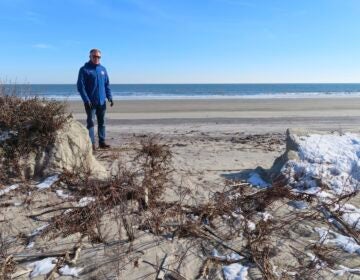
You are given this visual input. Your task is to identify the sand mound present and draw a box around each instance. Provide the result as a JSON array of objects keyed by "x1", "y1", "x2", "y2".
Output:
[
  {"x1": 0, "y1": 117, "x2": 108, "y2": 180},
  {"x1": 266, "y1": 128, "x2": 360, "y2": 195},
  {"x1": 2, "y1": 129, "x2": 360, "y2": 279}
]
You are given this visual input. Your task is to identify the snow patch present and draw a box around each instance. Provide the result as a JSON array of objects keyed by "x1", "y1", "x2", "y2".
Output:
[
  {"x1": 330, "y1": 265, "x2": 360, "y2": 276},
  {"x1": 260, "y1": 212, "x2": 273, "y2": 221},
  {"x1": 231, "y1": 212, "x2": 256, "y2": 231},
  {"x1": 78, "y1": 196, "x2": 95, "y2": 207},
  {"x1": 59, "y1": 265, "x2": 83, "y2": 277},
  {"x1": 55, "y1": 189, "x2": 72, "y2": 199},
  {"x1": 212, "y1": 249, "x2": 243, "y2": 262},
  {"x1": 27, "y1": 257, "x2": 57, "y2": 278},
  {"x1": 211, "y1": 249, "x2": 248, "y2": 280},
  {"x1": 36, "y1": 175, "x2": 59, "y2": 190},
  {"x1": 315, "y1": 227, "x2": 360, "y2": 254},
  {"x1": 0, "y1": 184, "x2": 19, "y2": 197},
  {"x1": 306, "y1": 252, "x2": 327, "y2": 269},
  {"x1": 283, "y1": 133, "x2": 360, "y2": 195},
  {"x1": 332, "y1": 203, "x2": 360, "y2": 230},
  {"x1": 223, "y1": 263, "x2": 249, "y2": 280},
  {"x1": 29, "y1": 224, "x2": 49, "y2": 237},
  {"x1": 26, "y1": 224, "x2": 49, "y2": 248},
  {"x1": 247, "y1": 172, "x2": 269, "y2": 188}
]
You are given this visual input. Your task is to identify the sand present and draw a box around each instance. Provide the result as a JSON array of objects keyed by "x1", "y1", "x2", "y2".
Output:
[
  {"x1": 67, "y1": 98, "x2": 360, "y2": 132},
  {"x1": 69, "y1": 97, "x2": 359, "y2": 279},
  {"x1": 2, "y1": 98, "x2": 360, "y2": 279},
  {"x1": 67, "y1": 97, "x2": 360, "y2": 195}
]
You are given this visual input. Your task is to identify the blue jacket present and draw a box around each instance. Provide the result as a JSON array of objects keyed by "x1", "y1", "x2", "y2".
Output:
[{"x1": 77, "y1": 61, "x2": 112, "y2": 106}]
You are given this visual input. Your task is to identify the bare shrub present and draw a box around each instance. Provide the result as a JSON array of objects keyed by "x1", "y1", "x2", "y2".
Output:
[
  {"x1": 40, "y1": 137, "x2": 173, "y2": 243},
  {"x1": 0, "y1": 82, "x2": 70, "y2": 181},
  {"x1": 0, "y1": 232, "x2": 16, "y2": 280},
  {"x1": 135, "y1": 136, "x2": 173, "y2": 207},
  {"x1": 11, "y1": 131, "x2": 357, "y2": 278}
]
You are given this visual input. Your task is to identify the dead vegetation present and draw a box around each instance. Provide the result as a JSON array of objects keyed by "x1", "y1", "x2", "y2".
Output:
[
  {"x1": 1, "y1": 143, "x2": 359, "y2": 280},
  {"x1": 12, "y1": 138, "x2": 356, "y2": 279},
  {"x1": 0, "y1": 82, "x2": 70, "y2": 182},
  {"x1": 2, "y1": 136, "x2": 360, "y2": 279},
  {"x1": 230, "y1": 133, "x2": 285, "y2": 151},
  {"x1": 0, "y1": 232, "x2": 16, "y2": 280}
]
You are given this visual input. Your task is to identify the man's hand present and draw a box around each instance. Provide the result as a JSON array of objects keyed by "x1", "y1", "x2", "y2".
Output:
[
  {"x1": 109, "y1": 99, "x2": 114, "y2": 107},
  {"x1": 85, "y1": 101, "x2": 93, "y2": 110}
]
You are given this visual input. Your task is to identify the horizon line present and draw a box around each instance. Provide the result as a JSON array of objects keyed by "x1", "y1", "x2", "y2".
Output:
[{"x1": 7, "y1": 82, "x2": 360, "y2": 85}]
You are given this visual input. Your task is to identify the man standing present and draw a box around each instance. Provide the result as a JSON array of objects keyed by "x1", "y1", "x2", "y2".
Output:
[{"x1": 77, "y1": 49, "x2": 113, "y2": 151}]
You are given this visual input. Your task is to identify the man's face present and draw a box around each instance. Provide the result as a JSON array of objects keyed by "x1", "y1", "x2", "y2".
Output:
[{"x1": 90, "y1": 51, "x2": 101, "y2": 65}]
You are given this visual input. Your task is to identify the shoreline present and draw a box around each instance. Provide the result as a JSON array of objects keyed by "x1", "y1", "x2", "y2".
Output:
[
  {"x1": 42, "y1": 95, "x2": 360, "y2": 101},
  {"x1": 66, "y1": 97, "x2": 360, "y2": 115},
  {"x1": 67, "y1": 98, "x2": 360, "y2": 133}
]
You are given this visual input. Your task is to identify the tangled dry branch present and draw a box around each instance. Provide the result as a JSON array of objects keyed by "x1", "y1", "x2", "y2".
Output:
[{"x1": 0, "y1": 83, "x2": 70, "y2": 181}]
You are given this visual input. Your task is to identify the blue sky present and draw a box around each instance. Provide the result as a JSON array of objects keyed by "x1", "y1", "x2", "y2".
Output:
[{"x1": 1, "y1": 0, "x2": 360, "y2": 83}]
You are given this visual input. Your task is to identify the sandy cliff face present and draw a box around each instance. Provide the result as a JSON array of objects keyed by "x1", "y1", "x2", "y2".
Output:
[
  {"x1": 46, "y1": 118, "x2": 108, "y2": 179},
  {"x1": 1, "y1": 118, "x2": 108, "y2": 180}
]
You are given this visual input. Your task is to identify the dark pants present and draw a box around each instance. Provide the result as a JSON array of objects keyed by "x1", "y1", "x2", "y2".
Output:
[{"x1": 85, "y1": 103, "x2": 106, "y2": 145}]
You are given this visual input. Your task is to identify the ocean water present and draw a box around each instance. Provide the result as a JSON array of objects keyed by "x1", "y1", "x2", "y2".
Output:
[{"x1": 6, "y1": 83, "x2": 360, "y2": 100}]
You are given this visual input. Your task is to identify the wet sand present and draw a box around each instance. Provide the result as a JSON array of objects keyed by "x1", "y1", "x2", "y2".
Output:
[{"x1": 67, "y1": 98, "x2": 360, "y2": 133}]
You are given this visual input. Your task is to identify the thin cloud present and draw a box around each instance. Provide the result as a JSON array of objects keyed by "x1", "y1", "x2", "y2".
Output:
[
  {"x1": 129, "y1": 0, "x2": 178, "y2": 22},
  {"x1": 32, "y1": 43, "x2": 53, "y2": 49},
  {"x1": 85, "y1": 0, "x2": 183, "y2": 24}
]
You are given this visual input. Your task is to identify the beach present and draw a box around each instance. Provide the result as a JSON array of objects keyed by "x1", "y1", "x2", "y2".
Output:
[
  {"x1": 68, "y1": 97, "x2": 360, "y2": 196},
  {"x1": 60, "y1": 97, "x2": 359, "y2": 278},
  {"x1": 3, "y1": 0, "x2": 360, "y2": 276},
  {"x1": 1, "y1": 97, "x2": 360, "y2": 279},
  {"x1": 68, "y1": 97, "x2": 360, "y2": 130}
]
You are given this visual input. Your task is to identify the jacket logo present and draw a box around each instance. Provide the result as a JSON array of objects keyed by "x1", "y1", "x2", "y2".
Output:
[{"x1": 101, "y1": 71, "x2": 105, "y2": 75}]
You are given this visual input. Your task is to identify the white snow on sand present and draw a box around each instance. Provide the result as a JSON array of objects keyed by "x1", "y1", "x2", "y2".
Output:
[
  {"x1": 26, "y1": 224, "x2": 49, "y2": 248},
  {"x1": 284, "y1": 133, "x2": 360, "y2": 195},
  {"x1": 306, "y1": 252, "x2": 327, "y2": 269},
  {"x1": 260, "y1": 212, "x2": 273, "y2": 221},
  {"x1": 277, "y1": 133, "x2": 360, "y2": 231},
  {"x1": 212, "y1": 249, "x2": 243, "y2": 262},
  {"x1": 27, "y1": 257, "x2": 57, "y2": 278},
  {"x1": 247, "y1": 172, "x2": 269, "y2": 188},
  {"x1": 59, "y1": 265, "x2": 83, "y2": 277},
  {"x1": 231, "y1": 212, "x2": 256, "y2": 231},
  {"x1": 29, "y1": 224, "x2": 49, "y2": 237},
  {"x1": 248, "y1": 133, "x2": 360, "y2": 192},
  {"x1": 78, "y1": 196, "x2": 95, "y2": 207},
  {"x1": 0, "y1": 184, "x2": 19, "y2": 197},
  {"x1": 212, "y1": 249, "x2": 249, "y2": 280},
  {"x1": 332, "y1": 203, "x2": 360, "y2": 230},
  {"x1": 248, "y1": 133, "x2": 360, "y2": 233},
  {"x1": 55, "y1": 189, "x2": 72, "y2": 199},
  {"x1": 315, "y1": 227, "x2": 360, "y2": 254},
  {"x1": 223, "y1": 263, "x2": 249, "y2": 280},
  {"x1": 36, "y1": 175, "x2": 59, "y2": 190},
  {"x1": 330, "y1": 265, "x2": 360, "y2": 276},
  {"x1": 27, "y1": 258, "x2": 83, "y2": 278}
]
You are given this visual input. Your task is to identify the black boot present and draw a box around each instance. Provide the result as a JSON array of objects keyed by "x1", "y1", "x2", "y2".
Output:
[{"x1": 99, "y1": 142, "x2": 110, "y2": 149}]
